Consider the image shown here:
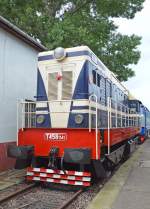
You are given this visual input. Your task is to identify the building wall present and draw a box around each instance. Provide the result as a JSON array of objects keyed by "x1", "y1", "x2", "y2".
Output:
[{"x1": 0, "y1": 27, "x2": 38, "y2": 171}]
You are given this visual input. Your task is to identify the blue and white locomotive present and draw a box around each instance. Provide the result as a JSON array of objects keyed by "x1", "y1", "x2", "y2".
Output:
[{"x1": 8, "y1": 46, "x2": 143, "y2": 186}]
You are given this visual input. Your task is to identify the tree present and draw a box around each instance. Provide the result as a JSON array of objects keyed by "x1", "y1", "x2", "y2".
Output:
[{"x1": 0, "y1": 0, "x2": 145, "y2": 81}]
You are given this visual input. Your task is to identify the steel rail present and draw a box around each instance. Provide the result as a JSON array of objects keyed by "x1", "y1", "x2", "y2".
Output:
[
  {"x1": 56, "y1": 189, "x2": 83, "y2": 209},
  {"x1": 0, "y1": 183, "x2": 36, "y2": 204}
]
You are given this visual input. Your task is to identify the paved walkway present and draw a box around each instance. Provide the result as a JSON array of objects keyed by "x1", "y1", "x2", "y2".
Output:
[
  {"x1": 87, "y1": 139, "x2": 150, "y2": 209},
  {"x1": 112, "y1": 139, "x2": 150, "y2": 209}
]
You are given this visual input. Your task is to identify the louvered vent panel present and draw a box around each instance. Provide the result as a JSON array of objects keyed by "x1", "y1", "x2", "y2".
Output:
[
  {"x1": 62, "y1": 71, "x2": 72, "y2": 100},
  {"x1": 48, "y1": 73, "x2": 58, "y2": 100}
]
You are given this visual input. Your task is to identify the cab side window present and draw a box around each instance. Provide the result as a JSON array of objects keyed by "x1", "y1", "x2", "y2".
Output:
[
  {"x1": 92, "y1": 70, "x2": 101, "y2": 87},
  {"x1": 92, "y1": 70, "x2": 96, "y2": 84},
  {"x1": 97, "y1": 74, "x2": 101, "y2": 87}
]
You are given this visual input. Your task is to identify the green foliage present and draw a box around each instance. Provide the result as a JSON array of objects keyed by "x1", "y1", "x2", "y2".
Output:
[{"x1": 0, "y1": 0, "x2": 145, "y2": 81}]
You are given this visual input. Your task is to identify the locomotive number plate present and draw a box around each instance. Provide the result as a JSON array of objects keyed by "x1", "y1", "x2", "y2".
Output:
[{"x1": 44, "y1": 133, "x2": 67, "y2": 141}]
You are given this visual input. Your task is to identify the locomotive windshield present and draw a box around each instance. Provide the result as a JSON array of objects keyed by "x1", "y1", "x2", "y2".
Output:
[{"x1": 47, "y1": 64, "x2": 74, "y2": 100}]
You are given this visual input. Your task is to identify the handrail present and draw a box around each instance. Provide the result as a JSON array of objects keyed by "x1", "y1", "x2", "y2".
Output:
[
  {"x1": 89, "y1": 94, "x2": 98, "y2": 159},
  {"x1": 16, "y1": 101, "x2": 19, "y2": 146},
  {"x1": 120, "y1": 104, "x2": 122, "y2": 127},
  {"x1": 17, "y1": 99, "x2": 140, "y2": 131},
  {"x1": 89, "y1": 97, "x2": 92, "y2": 132},
  {"x1": 107, "y1": 97, "x2": 111, "y2": 155},
  {"x1": 21, "y1": 100, "x2": 24, "y2": 131}
]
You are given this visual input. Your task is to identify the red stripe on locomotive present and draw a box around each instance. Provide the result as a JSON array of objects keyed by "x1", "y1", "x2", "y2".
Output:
[
  {"x1": 18, "y1": 128, "x2": 100, "y2": 160},
  {"x1": 103, "y1": 127, "x2": 140, "y2": 146}
]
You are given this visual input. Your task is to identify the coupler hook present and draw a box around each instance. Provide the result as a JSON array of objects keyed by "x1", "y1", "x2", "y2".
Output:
[{"x1": 48, "y1": 147, "x2": 59, "y2": 169}]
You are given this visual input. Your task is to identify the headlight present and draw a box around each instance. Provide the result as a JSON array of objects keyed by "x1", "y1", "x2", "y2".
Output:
[
  {"x1": 53, "y1": 47, "x2": 66, "y2": 61},
  {"x1": 36, "y1": 115, "x2": 45, "y2": 124},
  {"x1": 75, "y1": 114, "x2": 84, "y2": 124}
]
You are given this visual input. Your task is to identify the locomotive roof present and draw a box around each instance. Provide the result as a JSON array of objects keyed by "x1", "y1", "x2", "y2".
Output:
[{"x1": 38, "y1": 46, "x2": 130, "y2": 95}]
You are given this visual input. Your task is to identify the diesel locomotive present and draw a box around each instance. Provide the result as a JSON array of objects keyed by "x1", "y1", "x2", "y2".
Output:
[{"x1": 8, "y1": 46, "x2": 142, "y2": 186}]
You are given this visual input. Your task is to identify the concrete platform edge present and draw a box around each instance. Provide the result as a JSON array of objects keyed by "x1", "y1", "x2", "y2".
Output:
[{"x1": 86, "y1": 145, "x2": 144, "y2": 209}]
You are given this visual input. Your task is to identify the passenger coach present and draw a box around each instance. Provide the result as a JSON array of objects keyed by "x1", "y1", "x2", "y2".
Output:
[{"x1": 140, "y1": 104, "x2": 150, "y2": 142}]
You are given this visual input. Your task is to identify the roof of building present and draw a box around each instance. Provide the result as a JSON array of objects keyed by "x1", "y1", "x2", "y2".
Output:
[{"x1": 0, "y1": 16, "x2": 47, "y2": 52}]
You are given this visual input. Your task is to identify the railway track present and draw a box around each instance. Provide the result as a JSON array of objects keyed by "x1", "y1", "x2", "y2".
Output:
[
  {"x1": 0, "y1": 173, "x2": 112, "y2": 209},
  {"x1": 0, "y1": 182, "x2": 84, "y2": 209},
  {"x1": 0, "y1": 161, "x2": 124, "y2": 209},
  {"x1": 0, "y1": 183, "x2": 36, "y2": 204}
]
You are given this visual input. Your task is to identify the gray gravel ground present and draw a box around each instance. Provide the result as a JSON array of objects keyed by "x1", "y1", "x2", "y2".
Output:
[
  {"x1": 0, "y1": 185, "x2": 75, "y2": 209},
  {"x1": 66, "y1": 182, "x2": 104, "y2": 209},
  {"x1": 0, "y1": 180, "x2": 105, "y2": 209}
]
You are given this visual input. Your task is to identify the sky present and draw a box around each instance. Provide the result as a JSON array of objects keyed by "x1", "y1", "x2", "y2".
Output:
[{"x1": 114, "y1": 0, "x2": 150, "y2": 109}]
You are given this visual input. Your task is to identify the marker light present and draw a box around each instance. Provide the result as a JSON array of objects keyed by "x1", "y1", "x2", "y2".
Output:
[
  {"x1": 53, "y1": 47, "x2": 66, "y2": 61},
  {"x1": 75, "y1": 114, "x2": 84, "y2": 124},
  {"x1": 37, "y1": 115, "x2": 45, "y2": 124}
]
